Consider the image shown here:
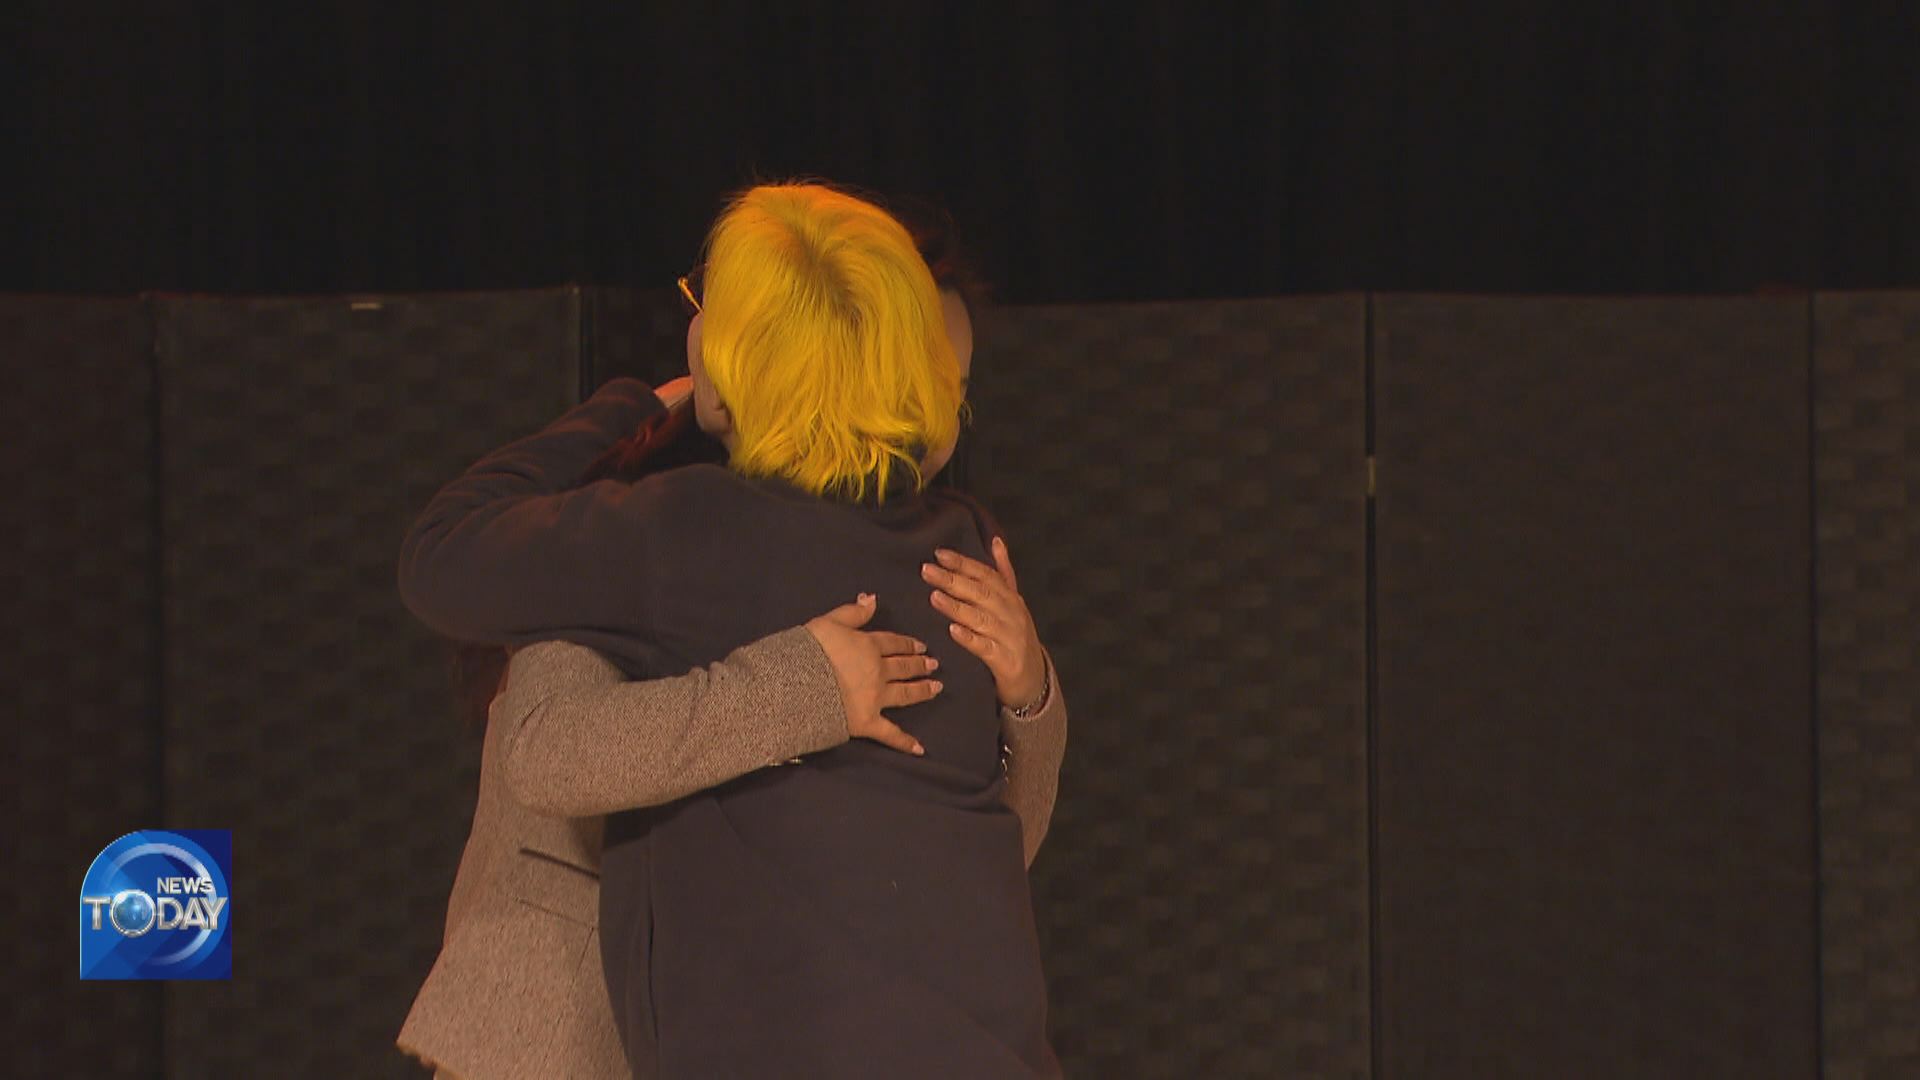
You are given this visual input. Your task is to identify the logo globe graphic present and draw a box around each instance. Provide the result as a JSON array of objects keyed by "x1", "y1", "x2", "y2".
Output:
[{"x1": 109, "y1": 889, "x2": 156, "y2": 936}]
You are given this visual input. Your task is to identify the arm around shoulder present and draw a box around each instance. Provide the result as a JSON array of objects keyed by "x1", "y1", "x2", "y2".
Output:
[{"x1": 396, "y1": 378, "x2": 665, "y2": 643}]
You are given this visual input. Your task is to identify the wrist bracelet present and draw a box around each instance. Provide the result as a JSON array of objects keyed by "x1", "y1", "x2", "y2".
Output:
[{"x1": 1003, "y1": 657, "x2": 1051, "y2": 720}]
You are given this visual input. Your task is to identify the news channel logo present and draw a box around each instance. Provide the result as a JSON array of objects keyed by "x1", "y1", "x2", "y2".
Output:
[{"x1": 79, "y1": 830, "x2": 231, "y2": 980}]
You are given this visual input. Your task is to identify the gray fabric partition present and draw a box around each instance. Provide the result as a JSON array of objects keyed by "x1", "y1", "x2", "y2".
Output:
[
  {"x1": 969, "y1": 298, "x2": 1372, "y2": 1079},
  {"x1": 4, "y1": 296, "x2": 164, "y2": 1079},
  {"x1": 1372, "y1": 295, "x2": 1816, "y2": 1078},
  {"x1": 153, "y1": 291, "x2": 580, "y2": 1078},
  {"x1": 1814, "y1": 292, "x2": 1920, "y2": 1080},
  {"x1": 584, "y1": 285, "x2": 688, "y2": 393},
  {"x1": 17, "y1": 287, "x2": 1920, "y2": 1078}
]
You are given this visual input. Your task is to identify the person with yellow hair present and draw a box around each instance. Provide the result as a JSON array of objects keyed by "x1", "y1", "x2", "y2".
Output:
[{"x1": 400, "y1": 183, "x2": 1060, "y2": 1077}]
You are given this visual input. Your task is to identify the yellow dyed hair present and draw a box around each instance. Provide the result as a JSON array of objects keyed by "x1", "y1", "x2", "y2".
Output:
[{"x1": 699, "y1": 183, "x2": 962, "y2": 502}]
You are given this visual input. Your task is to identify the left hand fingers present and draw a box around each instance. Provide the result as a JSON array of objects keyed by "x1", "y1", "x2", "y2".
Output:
[
  {"x1": 945, "y1": 605, "x2": 1045, "y2": 710},
  {"x1": 948, "y1": 621, "x2": 1002, "y2": 659},
  {"x1": 920, "y1": 558, "x2": 1007, "y2": 612},
  {"x1": 932, "y1": 547, "x2": 1009, "y2": 590},
  {"x1": 925, "y1": 548, "x2": 1043, "y2": 696},
  {"x1": 989, "y1": 536, "x2": 1020, "y2": 592},
  {"x1": 925, "y1": 549, "x2": 1031, "y2": 620},
  {"x1": 929, "y1": 588, "x2": 1001, "y2": 638}
]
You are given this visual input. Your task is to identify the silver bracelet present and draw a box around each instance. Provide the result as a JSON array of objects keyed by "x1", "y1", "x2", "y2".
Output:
[{"x1": 1003, "y1": 658, "x2": 1052, "y2": 720}]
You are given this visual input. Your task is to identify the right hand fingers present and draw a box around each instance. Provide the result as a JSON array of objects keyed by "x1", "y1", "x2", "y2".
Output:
[
  {"x1": 853, "y1": 714, "x2": 925, "y2": 756},
  {"x1": 878, "y1": 677, "x2": 942, "y2": 711},
  {"x1": 867, "y1": 631, "x2": 926, "y2": 657},
  {"x1": 814, "y1": 596, "x2": 931, "y2": 657},
  {"x1": 880, "y1": 653, "x2": 938, "y2": 682},
  {"x1": 815, "y1": 593, "x2": 879, "y2": 629}
]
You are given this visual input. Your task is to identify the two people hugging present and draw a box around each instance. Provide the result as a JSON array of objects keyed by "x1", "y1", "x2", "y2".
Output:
[{"x1": 396, "y1": 182, "x2": 1068, "y2": 1079}]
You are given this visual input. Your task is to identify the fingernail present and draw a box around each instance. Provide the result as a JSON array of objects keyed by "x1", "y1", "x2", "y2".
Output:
[
  {"x1": 935, "y1": 548, "x2": 957, "y2": 565},
  {"x1": 911, "y1": 639, "x2": 927, "y2": 654},
  {"x1": 857, "y1": 592, "x2": 875, "y2": 604},
  {"x1": 926, "y1": 657, "x2": 940, "y2": 671},
  {"x1": 912, "y1": 743, "x2": 925, "y2": 756},
  {"x1": 929, "y1": 680, "x2": 943, "y2": 693},
  {"x1": 994, "y1": 536, "x2": 1007, "y2": 552},
  {"x1": 921, "y1": 563, "x2": 938, "y2": 580}
]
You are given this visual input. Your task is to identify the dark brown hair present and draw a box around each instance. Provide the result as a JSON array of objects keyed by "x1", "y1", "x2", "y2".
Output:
[{"x1": 888, "y1": 195, "x2": 992, "y2": 314}]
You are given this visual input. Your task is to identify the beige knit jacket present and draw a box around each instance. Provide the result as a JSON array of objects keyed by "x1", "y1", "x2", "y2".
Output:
[{"x1": 398, "y1": 627, "x2": 1067, "y2": 1079}]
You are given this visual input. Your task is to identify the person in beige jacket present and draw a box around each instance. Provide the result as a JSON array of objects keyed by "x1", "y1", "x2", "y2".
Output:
[{"x1": 398, "y1": 590, "x2": 1067, "y2": 1079}]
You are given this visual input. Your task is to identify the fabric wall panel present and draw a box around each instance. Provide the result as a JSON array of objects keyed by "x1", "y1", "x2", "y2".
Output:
[
  {"x1": 970, "y1": 297, "x2": 1372, "y2": 1079},
  {"x1": 32, "y1": 282, "x2": 1913, "y2": 1079},
  {"x1": 1814, "y1": 291, "x2": 1920, "y2": 1080},
  {"x1": 583, "y1": 285, "x2": 688, "y2": 393},
  {"x1": 154, "y1": 291, "x2": 580, "y2": 1078},
  {"x1": 1372, "y1": 295, "x2": 1816, "y2": 1079},
  {"x1": 2, "y1": 296, "x2": 163, "y2": 1078}
]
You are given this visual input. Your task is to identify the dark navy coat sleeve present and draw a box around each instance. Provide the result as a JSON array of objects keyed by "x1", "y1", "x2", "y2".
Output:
[{"x1": 396, "y1": 377, "x2": 673, "y2": 644}]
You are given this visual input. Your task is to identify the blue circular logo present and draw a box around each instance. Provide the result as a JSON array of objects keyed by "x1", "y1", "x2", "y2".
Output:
[
  {"x1": 109, "y1": 889, "x2": 156, "y2": 936},
  {"x1": 79, "y1": 830, "x2": 232, "y2": 980}
]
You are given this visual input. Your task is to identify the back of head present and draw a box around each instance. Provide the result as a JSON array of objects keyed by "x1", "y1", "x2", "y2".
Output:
[{"x1": 700, "y1": 183, "x2": 962, "y2": 502}]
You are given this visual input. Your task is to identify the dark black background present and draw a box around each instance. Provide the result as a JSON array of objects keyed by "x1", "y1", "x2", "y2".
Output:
[{"x1": 6, "y1": 1, "x2": 1918, "y2": 300}]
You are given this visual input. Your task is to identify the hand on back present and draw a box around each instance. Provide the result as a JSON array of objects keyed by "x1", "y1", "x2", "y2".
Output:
[
  {"x1": 921, "y1": 537, "x2": 1047, "y2": 711},
  {"x1": 804, "y1": 594, "x2": 937, "y2": 756},
  {"x1": 806, "y1": 534, "x2": 1049, "y2": 759}
]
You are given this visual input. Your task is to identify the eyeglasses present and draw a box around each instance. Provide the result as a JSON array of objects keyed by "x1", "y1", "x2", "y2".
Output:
[{"x1": 675, "y1": 264, "x2": 704, "y2": 317}]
